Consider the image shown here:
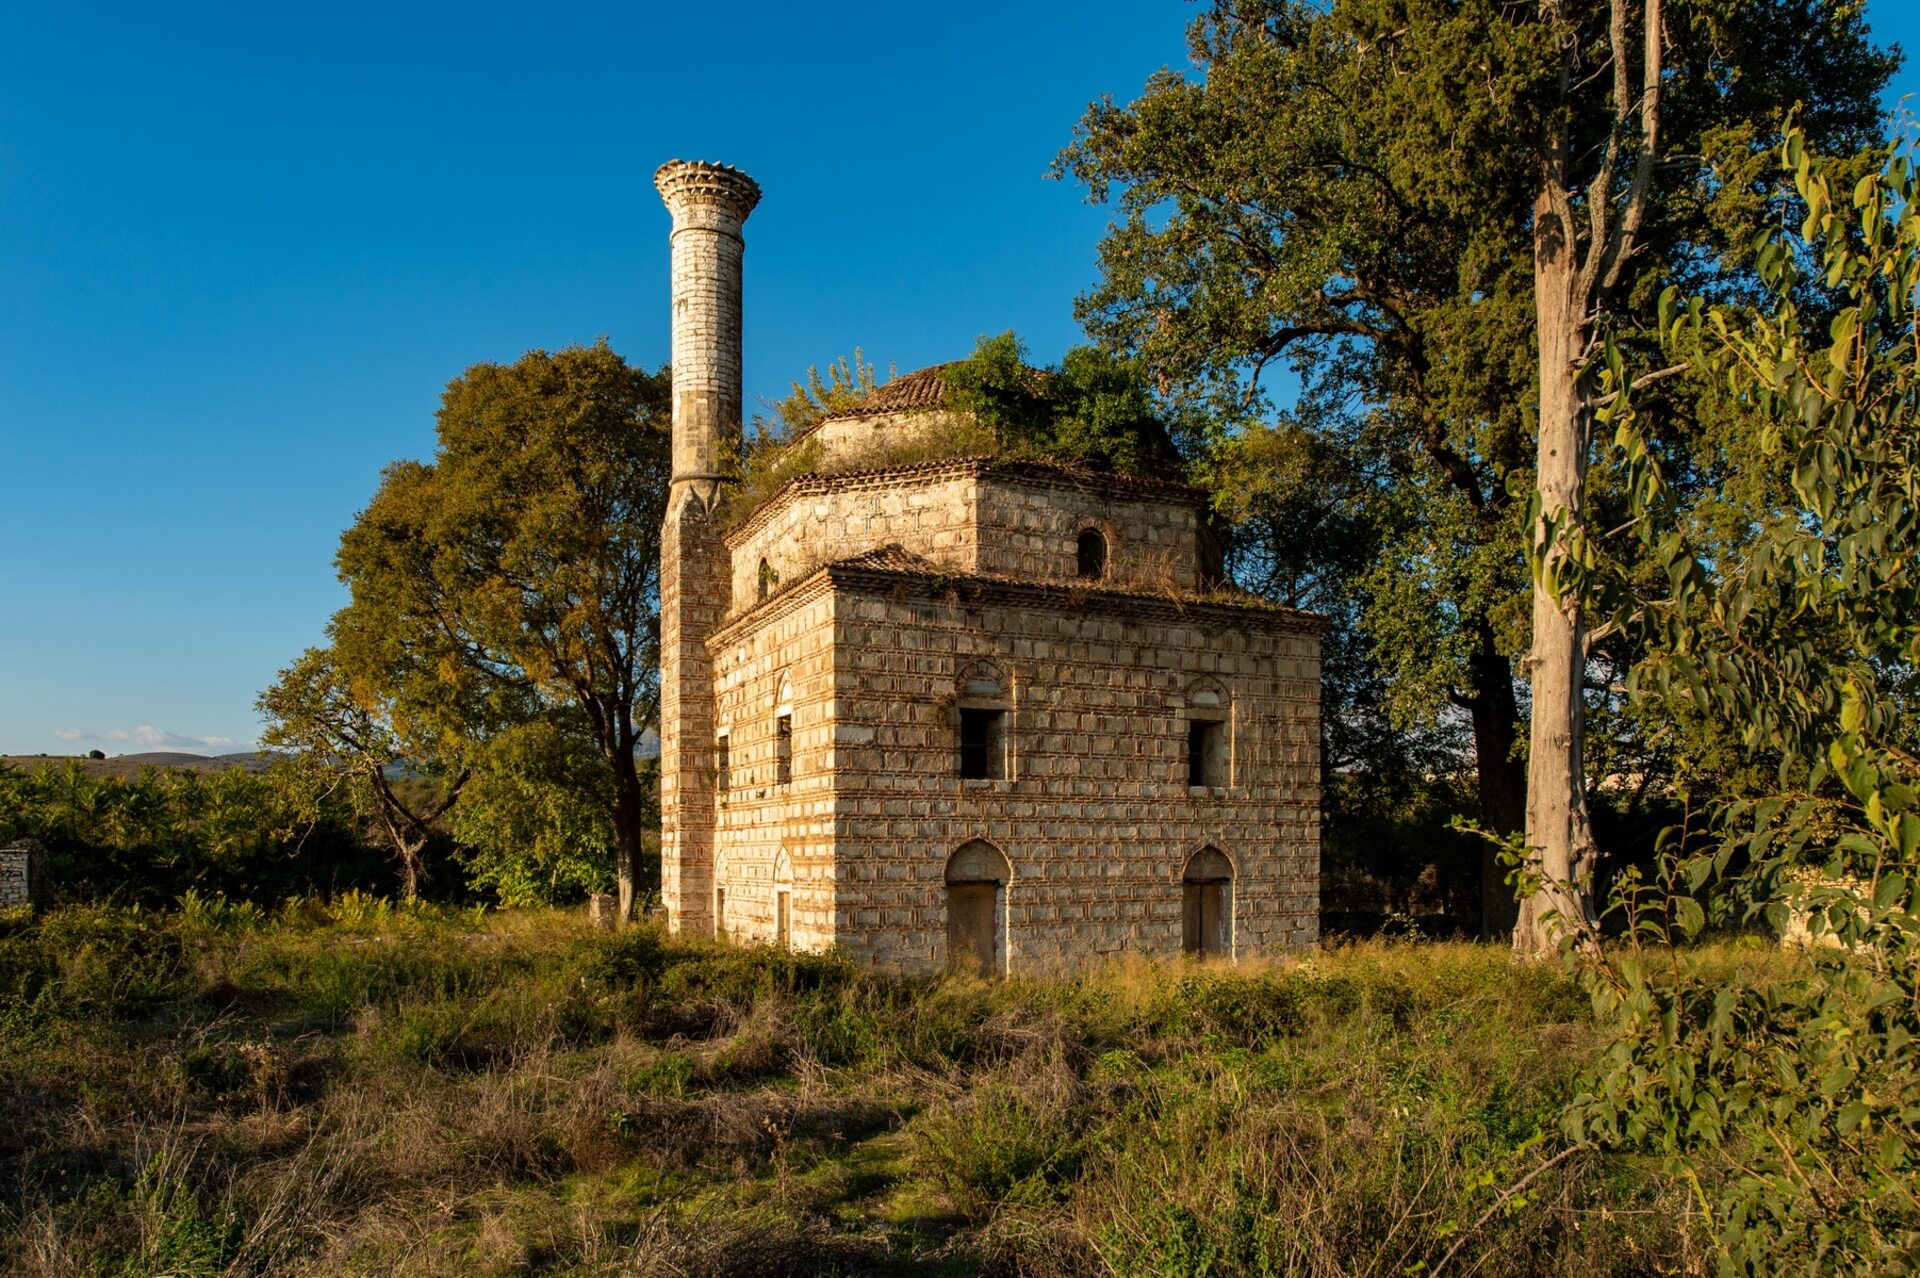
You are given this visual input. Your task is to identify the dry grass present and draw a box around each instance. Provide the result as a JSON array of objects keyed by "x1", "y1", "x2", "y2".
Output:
[{"x1": 0, "y1": 903, "x2": 1783, "y2": 1276}]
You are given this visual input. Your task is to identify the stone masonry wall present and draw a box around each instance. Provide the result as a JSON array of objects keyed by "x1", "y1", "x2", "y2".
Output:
[
  {"x1": 726, "y1": 464, "x2": 1206, "y2": 616},
  {"x1": 0, "y1": 839, "x2": 44, "y2": 909},
  {"x1": 810, "y1": 408, "x2": 956, "y2": 467},
  {"x1": 823, "y1": 575, "x2": 1320, "y2": 972},
  {"x1": 970, "y1": 474, "x2": 1201, "y2": 590},
  {"x1": 708, "y1": 585, "x2": 840, "y2": 949},
  {"x1": 726, "y1": 469, "x2": 977, "y2": 611}
]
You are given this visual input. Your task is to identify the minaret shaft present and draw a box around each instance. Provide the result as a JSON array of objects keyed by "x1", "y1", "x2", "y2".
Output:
[{"x1": 651, "y1": 160, "x2": 759, "y2": 930}]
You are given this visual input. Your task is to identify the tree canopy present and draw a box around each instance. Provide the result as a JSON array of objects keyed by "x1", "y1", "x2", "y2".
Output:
[
  {"x1": 1057, "y1": 0, "x2": 1894, "y2": 937},
  {"x1": 263, "y1": 341, "x2": 672, "y2": 905}
]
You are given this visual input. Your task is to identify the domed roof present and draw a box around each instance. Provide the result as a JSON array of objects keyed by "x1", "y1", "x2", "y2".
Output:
[{"x1": 828, "y1": 363, "x2": 961, "y2": 419}]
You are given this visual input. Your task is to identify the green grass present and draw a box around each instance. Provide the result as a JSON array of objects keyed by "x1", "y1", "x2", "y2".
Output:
[{"x1": 0, "y1": 901, "x2": 1761, "y2": 1276}]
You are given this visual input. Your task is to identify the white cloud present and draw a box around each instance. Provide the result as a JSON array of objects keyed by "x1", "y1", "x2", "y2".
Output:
[{"x1": 48, "y1": 725, "x2": 252, "y2": 754}]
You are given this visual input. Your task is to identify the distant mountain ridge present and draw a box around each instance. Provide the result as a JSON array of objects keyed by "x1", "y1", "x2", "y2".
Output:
[{"x1": 2, "y1": 751, "x2": 271, "y2": 780}]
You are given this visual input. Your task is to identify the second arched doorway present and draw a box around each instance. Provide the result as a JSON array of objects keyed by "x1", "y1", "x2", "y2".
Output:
[
  {"x1": 944, "y1": 840, "x2": 1012, "y2": 976},
  {"x1": 1182, "y1": 847, "x2": 1234, "y2": 957}
]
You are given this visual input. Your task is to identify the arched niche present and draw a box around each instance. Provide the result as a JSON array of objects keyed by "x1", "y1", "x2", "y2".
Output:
[
  {"x1": 1076, "y1": 525, "x2": 1110, "y2": 580},
  {"x1": 944, "y1": 839, "x2": 1012, "y2": 976},
  {"x1": 1181, "y1": 845, "x2": 1234, "y2": 957},
  {"x1": 772, "y1": 848, "x2": 794, "y2": 950}
]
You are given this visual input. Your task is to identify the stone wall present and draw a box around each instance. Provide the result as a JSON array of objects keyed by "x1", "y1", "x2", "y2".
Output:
[
  {"x1": 833, "y1": 576, "x2": 1318, "y2": 971},
  {"x1": 726, "y1": 467, "x2": 978, "y2": 610},
  {"x1": 725, "y1": 462, "x2": 1206, "y2": 615},
  {"x1": 969, "y1": 469, "x2": 1202, "y2": 590},
  {"x1": 705, "y1": 564, "x2": 1320, "y2": 973},
  {"x1": 707, "y1": 583, "x2": 841, "y2": 949},
  {"x1": 0, "y1": 838, "x2": 46, "y2": 910}
]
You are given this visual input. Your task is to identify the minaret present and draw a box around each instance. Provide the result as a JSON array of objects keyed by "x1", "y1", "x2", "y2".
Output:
[{"x1": 651, "y1": 160, "x2": 760, "y2": 930}]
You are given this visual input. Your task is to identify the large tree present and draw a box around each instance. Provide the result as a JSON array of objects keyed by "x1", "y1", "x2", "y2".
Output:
[
  {"x1": 1057, "y1": 0, "x2": 1892, "y2": 944},
  {"x1": 328, "y1": 341, "x2": 673, "y2": 909}
]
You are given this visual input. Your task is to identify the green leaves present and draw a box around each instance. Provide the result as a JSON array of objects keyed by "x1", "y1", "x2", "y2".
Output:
[{"x1": 1574, "y1": 126, "x2": 1920, "y2": 1273}]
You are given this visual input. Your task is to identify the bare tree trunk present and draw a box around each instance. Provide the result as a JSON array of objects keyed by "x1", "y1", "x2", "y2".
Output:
[
  {"x1": 1517, "y1": 203, "x2": 1600, "y2": 955},
  {"x1": 1514, "y1": 0, "x2": 1660, "y2": 957}
]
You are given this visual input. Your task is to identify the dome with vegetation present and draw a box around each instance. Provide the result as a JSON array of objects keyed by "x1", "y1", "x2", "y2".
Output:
[{"x1": 723, "y1": 333, "x2": 1189, "y2": 526}]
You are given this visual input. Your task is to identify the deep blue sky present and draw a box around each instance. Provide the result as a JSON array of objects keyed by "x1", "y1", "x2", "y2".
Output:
[{"x1": 3, "y1": 2, "x2": 1916, "y2": 757}]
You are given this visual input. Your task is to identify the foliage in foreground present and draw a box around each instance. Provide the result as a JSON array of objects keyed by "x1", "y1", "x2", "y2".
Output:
[
  {"x1": 0, "y1": 760, "x2": 401, "y2": 907},
  {"x1": 1567, "y1": 132, "x2": 1920, "y2": 1272},
  {"x1": 0, "y1": 905, "x2": 1713, "y2": 1277}
]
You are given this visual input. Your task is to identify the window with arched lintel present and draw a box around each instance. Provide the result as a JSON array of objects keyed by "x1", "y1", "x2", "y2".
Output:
[
  {"x1": 1181, "y1": 846, "x2": 1234, "y2": 957},
  {"x1": 1184, "y1": 678, "x2": 1231, "y2": 788},
  {"x1": 774, "y1": 675, "x2": 793, "y2": 786},
  {"x1": 1077, "y1": 526, "x2": 1109, "y2": 580},
  {"x1": 945, "y1": 839, "x2": 1013, "y2": 976},
  {"x1": 956, "y1": 660, "x2": 1011, "y2": 781},
  {"x1": 757, "y1": 557, "x2": 777, "y2": 602}
]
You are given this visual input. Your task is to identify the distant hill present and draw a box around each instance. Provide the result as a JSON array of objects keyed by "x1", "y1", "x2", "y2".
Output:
[{"x1": 1, "y1": 751, "x2": 272, "y2": 781}]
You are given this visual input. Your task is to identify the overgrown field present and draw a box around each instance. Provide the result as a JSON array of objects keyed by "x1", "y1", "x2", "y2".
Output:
[{"x1": 0, "y1": 899, "x2": 1749, "y2": 1276}]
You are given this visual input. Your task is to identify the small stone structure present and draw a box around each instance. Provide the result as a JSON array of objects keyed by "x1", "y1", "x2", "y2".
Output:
[
  {"x1": 653, "y1": 160, "x2": 1324, "y2": 973},
  {"x1": 0, "y1": 838, "x2": 48, "y2": 910}
]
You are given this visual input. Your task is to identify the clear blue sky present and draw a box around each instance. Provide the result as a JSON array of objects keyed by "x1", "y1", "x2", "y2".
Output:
[{"x1": 2, "y1": 2, "x2": 1915, "y2": 757}]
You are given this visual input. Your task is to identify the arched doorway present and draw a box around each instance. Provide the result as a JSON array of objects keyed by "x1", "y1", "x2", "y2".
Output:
[
  {"x1": 1182, "y1": 847, "x2": 1234, "y2": 957},
  {"x1": 944, "y1": 840, "x2": 1012, "y2": 975},
  {"x1": 772, "y1": 848, "x2": 794, "y2": 950}
]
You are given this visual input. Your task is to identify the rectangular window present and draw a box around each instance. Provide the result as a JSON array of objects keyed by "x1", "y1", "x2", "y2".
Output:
[
  {"x1": 1189, "y1": 720, "x2": 1226, "y2": 787},
  {"x1": 714, "y1": 887, "x2": 726, "y2": 937},
  {"x1": 775, "y1": 713, "x2": 792, "y2": 785},
  {"x1": 715, "y1": 735, "x2": 730, "y2": 793},
  {"x1": 959, "y1": 708, "x2": 1006, "y2": 780}
]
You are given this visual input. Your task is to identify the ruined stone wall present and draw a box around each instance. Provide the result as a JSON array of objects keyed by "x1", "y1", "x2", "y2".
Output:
[
  {"x1": 708, "y1": 585, "x2": 840, "y2": 950},
  {"x1": 822, "y1": 576, "x2": 1320, "y2": 972},
  {"x1": 725, "y1": 469, "x2": 979, "y2": 611},
  {"x1": 0, "y1": 839, "x2": 45, "y2": 910}
]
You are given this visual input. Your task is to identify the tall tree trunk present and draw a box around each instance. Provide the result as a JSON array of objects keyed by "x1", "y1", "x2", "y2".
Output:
[
  {"x1": 1517, "y1": 190, "x2": 1600, "y2": 956},
  {"x1": 611, "y1": 747, "x2": 648, "y2": 923},
  {"x1": 1468, "y1": 629, "x2": 1526, "y2": 937}
]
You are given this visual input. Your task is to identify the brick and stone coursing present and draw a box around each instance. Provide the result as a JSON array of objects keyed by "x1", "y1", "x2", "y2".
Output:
[
  {"x1": 700, "y1": 565, "x2": 1320, "y2": 972},
  {"x1": 0, "y1": 838, "x2": 47, "y2": 909},
  {"x1": 726, "y1": 459, "x2": 1205, "y2": 608}
]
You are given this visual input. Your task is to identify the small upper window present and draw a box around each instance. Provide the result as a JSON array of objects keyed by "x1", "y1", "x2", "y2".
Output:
[
  {"x1": 959, "y1": 708, "x2": 1006, "y2": 780},
  {"x1": 775, "y1": 713, "x2": 792, "y2": 785},
  {"x1": 1186, "y1": 681, "x2": 1229, "y2": 788},
  {"x1": 1077, "y1": 528, "x2": 1108, "y2": 580},
  {"x1": 715, "y1": 734, "x2": 730, "y2": 793},
  {"x1": 757, "y1": 558, "x2": 776, "y2": 602}
]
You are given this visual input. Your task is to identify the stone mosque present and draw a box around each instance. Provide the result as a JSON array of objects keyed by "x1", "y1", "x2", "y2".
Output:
[{"x1": 653, "y1": 160, "x2": 1323, "y2": 974}]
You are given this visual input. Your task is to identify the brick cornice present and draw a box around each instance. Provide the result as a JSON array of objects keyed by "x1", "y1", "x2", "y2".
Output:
[
  {"x1": 709, "y1": 556, "x2": 1328, "y2": 650},
  {"x1": 724, "y1": 457, "x2": 1205, "y2": 547}
]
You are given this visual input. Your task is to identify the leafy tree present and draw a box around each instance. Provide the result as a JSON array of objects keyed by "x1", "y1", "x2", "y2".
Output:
[
  {"x1": 450, "y1": 714, "x2": 627, "y2": 906},
  {"x1": 1056, "y1": 0, "x2": 1892, "y2": 944},
  {"x1": 756, "y1": 350, "x2": 884, "y2": 437},
  {"x1": 1569, "y1": 130, "x2": 1920, "y2": 1272},
  {"x1": 257, "y1": 644, "x2": 464, "y2": 900},
  {"x1": 330, "y1": 341, "x2": 673, "y2": 911},
  {"x1": 940, "y1": 332, "x2": 1186, "y2": 479}
]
